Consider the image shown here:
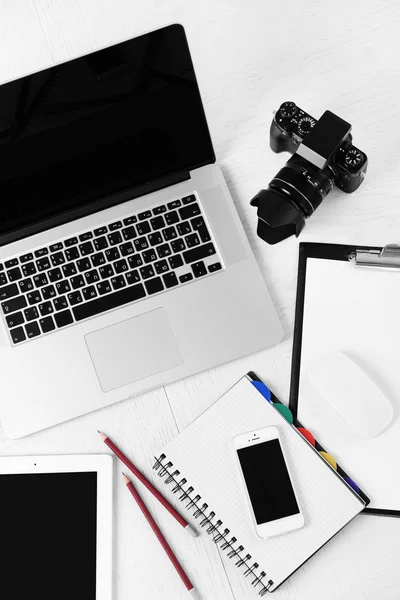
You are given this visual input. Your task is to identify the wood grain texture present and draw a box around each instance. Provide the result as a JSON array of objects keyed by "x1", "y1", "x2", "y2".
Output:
[{"x1": 1, "y1": 0, "x2": 400, "y2": 597}]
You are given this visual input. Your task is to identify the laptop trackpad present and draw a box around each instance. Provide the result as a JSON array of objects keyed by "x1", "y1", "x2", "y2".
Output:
[{"x1": 85, "y1": 309, "x2": 183, "y2": 392}]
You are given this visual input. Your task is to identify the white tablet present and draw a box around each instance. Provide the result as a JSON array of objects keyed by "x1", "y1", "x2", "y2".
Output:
[{"x1": 0, "y1": 454, "x2": 113, "y2": 600}]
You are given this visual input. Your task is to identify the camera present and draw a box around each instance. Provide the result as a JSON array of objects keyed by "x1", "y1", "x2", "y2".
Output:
[{"x1": 250, "y1": 102, "x2": 368, "y2": 244}]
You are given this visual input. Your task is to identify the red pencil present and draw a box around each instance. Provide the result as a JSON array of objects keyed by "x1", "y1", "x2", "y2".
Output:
[
  {"x1": 98, "y1": 431, "x2": 197, "y2": 537},
  {"x1": 123, "y1": 473, "x2": 201, "y2": 599}
]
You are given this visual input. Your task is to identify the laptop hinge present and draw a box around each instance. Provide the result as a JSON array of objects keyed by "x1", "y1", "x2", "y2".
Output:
[{"x1": 0, "y1": 170, "x2": 191, "y2": 248}]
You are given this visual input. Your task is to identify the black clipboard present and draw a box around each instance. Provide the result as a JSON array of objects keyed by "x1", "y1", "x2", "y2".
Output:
[{"x1": 289, "y1": 242, "x2": 400, "y2": 518}]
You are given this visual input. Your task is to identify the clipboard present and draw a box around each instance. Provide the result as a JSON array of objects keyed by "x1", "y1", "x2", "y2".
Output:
[{"x1": 289, "y1": 242, "x2": 400, "y2": 517}]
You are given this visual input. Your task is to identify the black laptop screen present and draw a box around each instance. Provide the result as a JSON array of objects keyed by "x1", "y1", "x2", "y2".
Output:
[{"x1": 0, "y1": 24, "x2": 214, "y2": 242}]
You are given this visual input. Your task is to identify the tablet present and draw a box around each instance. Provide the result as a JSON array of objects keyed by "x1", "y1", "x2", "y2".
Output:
[{"x1": 0, "y1": 454, "x2": 113, "y2": 600}]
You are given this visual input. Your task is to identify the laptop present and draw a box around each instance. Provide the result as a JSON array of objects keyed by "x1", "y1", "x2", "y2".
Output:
[{"x1": 0, "y1": 24, "x2": 282, "y2": 438}]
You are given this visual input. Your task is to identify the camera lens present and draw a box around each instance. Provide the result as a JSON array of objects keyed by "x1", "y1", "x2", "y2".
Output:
[{"x1": 251, "y1": 155, "x2": 336, "y2": 244}]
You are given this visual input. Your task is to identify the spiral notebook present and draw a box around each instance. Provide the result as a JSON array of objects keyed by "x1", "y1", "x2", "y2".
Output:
[{"x1": 154, "y1": 376, "x2": 366, "y2": 595}]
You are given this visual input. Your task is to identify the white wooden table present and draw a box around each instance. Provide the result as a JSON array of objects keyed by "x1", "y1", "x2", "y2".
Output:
[{"x1": 1, "y1": 1, "x2": 400, "y2": 598}]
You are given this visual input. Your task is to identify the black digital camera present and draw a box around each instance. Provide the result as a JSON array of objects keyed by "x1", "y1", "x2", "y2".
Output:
[{"x1": 250, "y1": 102, "x2": 368, "y2": 244}]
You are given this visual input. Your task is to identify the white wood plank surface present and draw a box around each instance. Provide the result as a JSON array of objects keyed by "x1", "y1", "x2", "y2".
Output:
[{"x1": 1, "y1": 0, "x2": 400, "y2": 598}]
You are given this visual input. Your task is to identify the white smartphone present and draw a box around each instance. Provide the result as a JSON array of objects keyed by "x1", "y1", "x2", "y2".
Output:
[{"x1": 233, "y1": 425, "x2": 304, "y2": 538}]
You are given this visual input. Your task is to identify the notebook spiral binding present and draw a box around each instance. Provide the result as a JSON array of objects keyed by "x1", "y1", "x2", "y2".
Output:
[{"x1": 153, "y1": 454, "x2": 274, "y2": 596}]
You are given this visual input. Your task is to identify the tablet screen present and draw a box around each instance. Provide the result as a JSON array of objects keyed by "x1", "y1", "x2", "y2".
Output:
[{"x1": 0, "y1": 471, "x2": 97, "y2": 600}]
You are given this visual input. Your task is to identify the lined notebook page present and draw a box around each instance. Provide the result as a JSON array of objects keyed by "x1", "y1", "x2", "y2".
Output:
[{"x1": 159, "y1": 377, "x2": 364, "y2": 591}]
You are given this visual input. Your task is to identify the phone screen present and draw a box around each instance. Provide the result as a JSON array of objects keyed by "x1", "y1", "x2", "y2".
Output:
[{"x1": 237, "y1": 438, "x2": 299, "y2": 524}]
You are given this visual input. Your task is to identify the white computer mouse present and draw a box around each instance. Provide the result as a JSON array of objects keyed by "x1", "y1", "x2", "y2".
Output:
[{"x1": 307, "y1": 351, "x2": 393, "y2": 438}]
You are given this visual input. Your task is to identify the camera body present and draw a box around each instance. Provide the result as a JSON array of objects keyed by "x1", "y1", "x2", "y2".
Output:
[{"x1": 250, "y1": 102, "x2": 368, "y2": 244}]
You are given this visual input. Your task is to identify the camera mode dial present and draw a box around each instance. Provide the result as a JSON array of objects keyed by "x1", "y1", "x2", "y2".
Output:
[
  {"x1": 279, "y1": 102, "x2": 297, "y2": 118},
  {"x1": 344, "y1": 148, "x2": 363, "y2": 168},
  {"x1": 298, "y1": 116, "x2": 316, "y2": 137}
]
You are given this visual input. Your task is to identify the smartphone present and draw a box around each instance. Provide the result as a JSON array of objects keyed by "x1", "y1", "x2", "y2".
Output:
[{"x1": 233, "y1": 425, "x2": 304, "y2": 538}]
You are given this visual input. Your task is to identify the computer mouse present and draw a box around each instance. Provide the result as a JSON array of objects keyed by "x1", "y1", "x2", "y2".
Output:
[{"x1": 307, "y1": 351, "x2": 393, "y2": 438}]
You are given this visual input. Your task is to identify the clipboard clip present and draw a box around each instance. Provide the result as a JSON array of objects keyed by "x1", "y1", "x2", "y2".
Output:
[{"x1": 351, "y1": 244, "x2": 400, "y2": 269}]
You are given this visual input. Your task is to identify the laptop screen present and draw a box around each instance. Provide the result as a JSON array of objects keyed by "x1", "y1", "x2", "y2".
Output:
[{"x1": 0, "y1": 24, "x2": 214, "y2": 243}]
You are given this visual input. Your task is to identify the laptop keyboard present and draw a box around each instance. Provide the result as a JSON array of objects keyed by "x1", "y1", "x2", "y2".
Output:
[{"x1": 0, "y1": 194, "x2": 223, "y2": 345}]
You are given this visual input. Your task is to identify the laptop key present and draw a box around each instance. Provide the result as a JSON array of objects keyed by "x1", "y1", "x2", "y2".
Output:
[
  {"x1": 169, "y1": 255, "x2": 184, "y2": 270},
  {"x1": 145, "y1": 277, "x2": 164, "y2": 295},
  {"x1": 208, "y1": 262, "x2": 222, "y2": 273},
  {"x1": 163, "y1": 272, "x2": 179, "y2": 288},
  {"x1": 99, "y1": 265, "x2": 114, "y2": 279},
  {"x1": 163, "y1": 227, "x2": 177, "y2": 241},
  {"x1": 134, "y1": 237, "x2": 149, "y2": 251},
  {"x1": 183, "y1": 242, "x2": 216, "y2": 264},
  {"x1": 49, "y1": 242, "x2": 63, "y2": 252},
  {"x1": 111, "y1": 275, "x2": 126, "y2": 290},
  {"x1": 6, "y1": 311, "x2": 24, "y2": 328},
  {"x1": 10, "y1": 326, "x2": 26, "y2": 344},
  {"x1": 150, "y1": 216, "x2": 165, "y2": 231},
  {"x1": 108, "y1": 232, "x2": 122, "y2": 246},
  {"x1": 0, "y1": 263, "x2": 3, "y2": 271},
  {"x1": 94, "y1": 227, "x2": 107, "y2": 236},
  {"x1": 33, "y1": 273, "x2": 48, "y2": 288},
  {"x1": 70, "y1": 276, "x2": 85, "y2": 290},
  {"x1": 140, "y1": 265, "x2": 155, "y2": 280},
  {"x1": 155, "y1": 260, "x2": 169, "y2": 274},
  {"x1": 79, "y1": 232, "x2": 93, "y2": 241},
  {"x1": 39, "y1": 316, "x2": 56, "y2": 333},
  {"x1": 153, "y1": 205, "x2": 166, "y2": 215},
  {"x1": 50, "y1": 252, "x2": 65, "y2": 266},
  {"x1": 77, "y1": 258, "x2": 91, "y2": 272},
  {"x1": 36, "y1": 257, "x2": 51, "y2": 271},
  {"x1": 179, "y1": 203, "x2": 201, "y2": 220},
  {"x1": 54, "y1": 296, "x2": 68, "y2": 311},
  {"x1": 123, "y1": 216, "x2": 137, "y2": 226},
  {"x1": 128, "y1": 255, "x2": 143, "y2": 269},
  {"x1": 42, "y1": 285, "x2": 56, "y2": 300},
  {"x1": 91, "y1": 252, "x2": 106, "y2": 266},
  {"x1": 192, "y1": 261, "x2": 207, "y2": 278},
  {"x1": 39, "y1": 301, "x2": 54, "y2": 316},
  {"x1": 96, "y1": 281, "x2": 112, "y2": 295},
  {"x1": 56, "y1": 280, "x2": 71, "y2": 295},
  {"x1": 34, "y1": 248, "x2": 48, "y2": 258},
  {"x1": 0, "y1": 283, "x2": 19, "y2": 301},
  {"x1": 84, "y1": 269, "x2": 100, "y2": 284},
  {"x1": 122, "y1": 226, "x2": 137, "y2": 241},
  {"x1": 167, "y1": 200, "x2": 181, "y2": 210},
  {"x1": 105, "y1": 248, "x2": 120, "y2": 262},
  {"x1": 48, "y1": 268, "x2": 63, "y2": 282},
  {"x1": 148, "y1": 232, "x2": 163, "y2": 247},
  {"x1": 54, "y1": 309, "x2": 74, "y2": 328},
  {"x1": 19, "y1": 278, "x2": 34, "y2": 293},
  {"x1": 157, "y1": 244, "x2": 171, "y2": 258},
  {"x1": 185, "y1": 233, "x2": 200, "y2": 248},
  {"x1": 137, "y1": 221, "x2": 151, "y2": 236},
  {"x1": 25, "y1": 321, "x2": 41, "y2": 339},
  {"x1": 182, "y1": 194, "x2": 196, "y2": 205},
  {"x1": 126, "y1": 270, "x2": 140, "y2": 285},
  {"x1": 0, "y1": 273, "x2": 7, "y2": 286},
  {"x1": 4, "y1": 297, "x2": 24, "y2": 321},
  {"x1": 20, "y1": 253, "x2": 34, "y2": 263},
  {"x1": 114, "y1": 259, "x2": 128, "y2": 274},
  {"x1": 94, "y1": 236, "x2": 108, "y2": 251},
  {"x1": 22, "y1": 262, "x2": 36, "y2": 277},
  {"x1": 82, "y1": 286, "x2": 97, "y2": 301},
  {"x1": 68, "y1": 291, "x2": 83, "y2": 306},
  {"x1": 171, "y1": 239, "x2": 185, "y2": 253},
  {"x1": 138, "y1": 210, "x2": 152, "y2": 220},
  {"x1": 198, "y1": 226, "x2": 211, "y2": 243},
  {"x1": 142, "y1": 250, "x2": 157, "y2": 264},
  {"x1": 7, "y1": 267, "x2": 22, "y2": 281},
  {"x1": 73, "y1": 283, "x2": 146, "y2": 322},
  {"x1": 179, "y1": 273, "x2": 193, "y2": 283},
  {"x1": 5, "y1": 258, "x2": 18, "y2": 268},
  {"x1": 177, "y1": 222, "x2": 191, "y2": 236},
  {"x1": 62, "y1": 263, "x2": 77, "y2": 278},
  {"x1": 79, "y1": 241, "x2": 94, "y2": 256},
  {"x1": 64, "y1": 237, "x2": 78, "y2": 247},
  {"x1": 24, "y1": 306, "x2": 39, "y2": 321},
  {"x1": 109, "y1": 221, "x2": 122, "y2": 231},
  {"x1": 120, "y1": 242, "x2": 134, "y2": 256},
  {"x1": 165, "y1": 211, "x2": 179, "y2": 226},
  {"x1": 27, "y1": 291, "x2": 41, "y2": 306},
  {"x1": 65, "y1": 247, "x2": 80, "y2": 261}
]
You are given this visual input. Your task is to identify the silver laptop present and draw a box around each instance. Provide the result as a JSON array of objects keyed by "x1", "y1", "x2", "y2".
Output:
[{"x1": 0, "y1": 24, "x2": 282, "y2": 438}]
